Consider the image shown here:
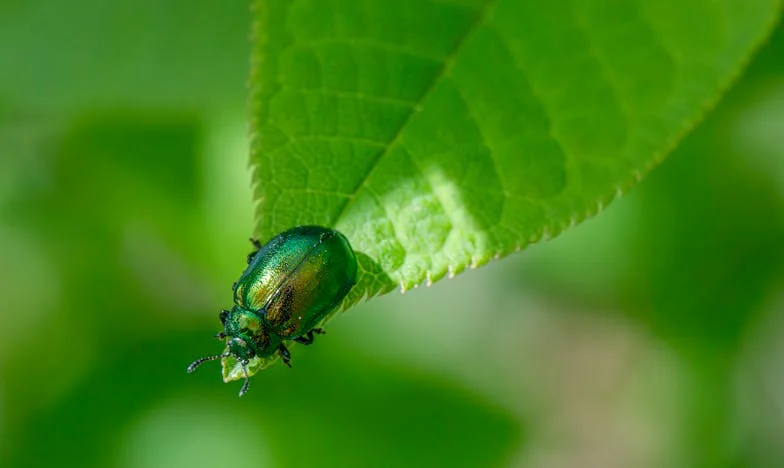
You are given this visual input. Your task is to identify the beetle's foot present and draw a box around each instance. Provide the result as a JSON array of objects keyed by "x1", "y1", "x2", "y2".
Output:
[{"x1": 278, "y1": 344, "x2": 292, "y2": 367}]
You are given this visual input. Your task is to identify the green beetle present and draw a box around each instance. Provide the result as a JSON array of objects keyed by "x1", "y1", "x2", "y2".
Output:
[{"x1": 188, "y1": 226, "x2": 358, "y2": 396}]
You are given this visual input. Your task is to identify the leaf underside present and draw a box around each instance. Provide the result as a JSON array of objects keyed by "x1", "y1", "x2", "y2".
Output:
[{"x1": 249, "y1": 0, "x2": 781, "y2": 305}]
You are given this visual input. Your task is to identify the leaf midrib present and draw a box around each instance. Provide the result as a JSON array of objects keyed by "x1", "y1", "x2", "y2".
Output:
[{"x1": 328, "y1": 0, "x2": 497, "y2": 227}]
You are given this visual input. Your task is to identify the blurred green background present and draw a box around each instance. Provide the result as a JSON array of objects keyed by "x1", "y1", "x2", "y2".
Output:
[{"x1": 1, "y1": 2, "x2": 783, "y2": 467}]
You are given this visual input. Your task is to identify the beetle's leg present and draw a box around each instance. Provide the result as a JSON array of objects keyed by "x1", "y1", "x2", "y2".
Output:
[
  {"x1": 294, "y1": 328, "x2": 325, "y2": 345},
  {"x1": 246, "y1": 238, "x2": 262, "y2": 264},
  {"x1": 278, "y1": 344, "x2": 292, "y2": 367},
  {"x1": 294, "y1": 331, "x2": 315, "y2": 345}
]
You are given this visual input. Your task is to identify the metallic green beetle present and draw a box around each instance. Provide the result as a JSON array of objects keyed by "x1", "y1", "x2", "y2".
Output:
[{"x1": 188, "y1": 226, "x2": 358, "y2": 396}]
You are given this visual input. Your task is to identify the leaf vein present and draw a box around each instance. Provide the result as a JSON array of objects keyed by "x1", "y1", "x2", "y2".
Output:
[
  {"x1": 294, "y1": 37, "x2": 444, "y2": 63},
  {"x1": 280, "y1": 85, "x2": 418, "y2": 108},
  {"x1": 329, "y1": 0, "x2": 497, "y2": 227},
  {"x1": 491, "y1": 26, "x2": 580, "y2": 199}
]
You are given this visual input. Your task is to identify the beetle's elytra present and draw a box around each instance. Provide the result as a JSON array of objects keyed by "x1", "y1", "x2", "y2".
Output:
[{"x1": 188, "y1": 225, "x2": 358, "y2": 396}]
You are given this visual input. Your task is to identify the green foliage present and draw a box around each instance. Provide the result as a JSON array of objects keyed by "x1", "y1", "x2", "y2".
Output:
[
  {"x1": 0, "y1": 0, "x2": 249, "y2": 111},
  {"x1": 249, "y1": 0, "x2": 781, "y2": 304},
  {"x1": 2, "y1": 2, "x2": 784, "y2": 468}
]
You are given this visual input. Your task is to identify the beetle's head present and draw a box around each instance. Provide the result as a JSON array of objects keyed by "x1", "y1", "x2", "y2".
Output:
[
  {"x1": 186, "y1": 307, "x2": 259, "y2": 397},
  {"x1": 227, "y1": 336, "x2": 254, "y2": 361}
]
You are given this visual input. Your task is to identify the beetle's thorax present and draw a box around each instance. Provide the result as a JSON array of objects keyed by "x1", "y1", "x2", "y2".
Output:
[{"x1": 224, "y1": 306, "x2": 281, "y2": 359}]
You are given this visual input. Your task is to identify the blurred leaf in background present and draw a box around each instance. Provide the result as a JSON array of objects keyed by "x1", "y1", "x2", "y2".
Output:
[{"x1": 1, "y1": 1, "x2": 783, "y2": 468}]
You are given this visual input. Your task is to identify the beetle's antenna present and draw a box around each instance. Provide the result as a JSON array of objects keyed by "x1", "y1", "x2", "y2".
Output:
[
  {"x1": 239, "y1": 361, "x2": 250, "y2": 397},
  {"x1": 187, "y1": 352, "x2": 229, "y2": 373}
]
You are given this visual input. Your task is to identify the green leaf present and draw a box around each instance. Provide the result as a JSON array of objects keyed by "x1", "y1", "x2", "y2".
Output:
[
  {"x1": 221, "y1": 348, "x2": 276, "y2": 384},
  {"x1": 249, "y1": 0, "x2": 781, "y2": 304}
]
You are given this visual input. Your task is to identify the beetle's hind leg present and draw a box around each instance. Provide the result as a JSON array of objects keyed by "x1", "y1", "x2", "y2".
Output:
[
  {"x1": 278, "y1": 344, "x2": 292, "y2": 367},
  {"x1": 247, "y1": 238, "x2": 263, "y2": 264},
  {"x1": 294, "y1": 332, "x2": 314, "y2": 345},
  {"x1": 294, "y1": 328, "x2": 325, "y2": 346}
]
